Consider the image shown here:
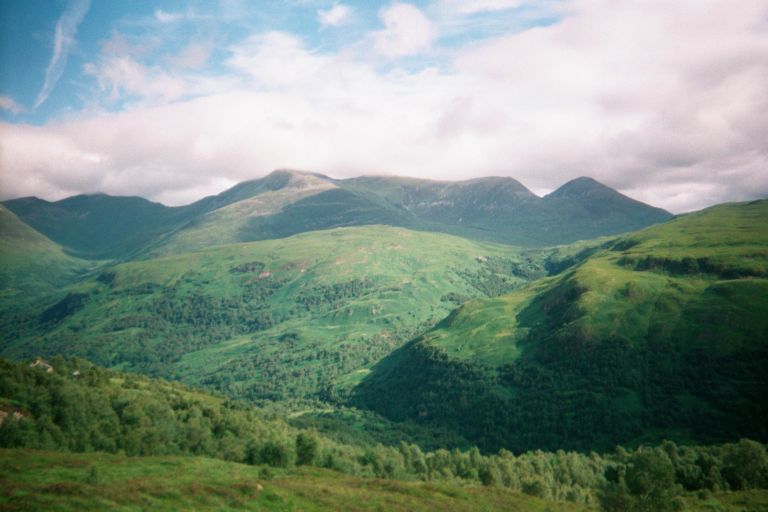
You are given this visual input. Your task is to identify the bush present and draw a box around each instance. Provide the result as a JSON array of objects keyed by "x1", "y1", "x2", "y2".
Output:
[
  {"x1": 295, "y1": 432, "x2": 318, "y2": 466},
  {"x1": 259, "y1": 440, "x2": 292, "y2": 468},
  {"x1": 722, "y1": 439, "x2": 768, "y2": 490}
]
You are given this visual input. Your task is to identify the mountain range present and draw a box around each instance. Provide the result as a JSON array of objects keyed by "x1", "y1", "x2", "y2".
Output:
[{"x1": 2, "y1": 170, "x2": 671, "y2": 259}]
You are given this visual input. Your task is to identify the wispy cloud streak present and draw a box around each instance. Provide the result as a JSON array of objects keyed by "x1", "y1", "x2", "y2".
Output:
[{"x1": 33, "y1": 0, "x2": 90, "y2": 109}]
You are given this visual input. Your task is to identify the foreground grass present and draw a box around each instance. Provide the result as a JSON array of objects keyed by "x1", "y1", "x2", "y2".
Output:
[
  {"x1": 3, "y1": 449, "x2": 767, "y2": 511},
  {"x1": 681, "y1": 491, "x2": 768, "y2": 512},
  {"x1": 0, "y1": 449, "x2": 591, "y2": 512}
]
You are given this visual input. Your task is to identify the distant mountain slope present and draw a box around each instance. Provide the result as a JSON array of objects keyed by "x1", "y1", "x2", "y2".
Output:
[
  {"x1": 3, "y1": 194, "x2": 184, "y2": 260},
  {"x1": 2, "y1": 171, "x2": 334, "y2": 259},
  {"x1": 4, "y1": 170, "x2": 672, "y2": 258},
  {"x1": 341, "y1": 175, "x2": 539, "y2": 219},
  {"x1": 352, "y1": 200, "x2": 768, "y2": 452},
  {"x1": 537, "y1": 177, "x2": 673, "y2": 243},
  {"x1": 0, "y1": 225, "x2": 553, "y2": 401},
  {"x1": 353, "y1": 174, "x2": 672, "y2": 245},
  {"x1": 0, "y1": 205, "x2": 94, "y2": 303},
  {"x1": 144, "y1": 172, "x2": 338, "y2": 257}
]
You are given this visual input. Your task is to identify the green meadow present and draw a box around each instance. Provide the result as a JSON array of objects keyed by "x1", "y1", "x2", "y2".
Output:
[{"x1": 0, "y1": 449, "x2": 594, "y2": 512}]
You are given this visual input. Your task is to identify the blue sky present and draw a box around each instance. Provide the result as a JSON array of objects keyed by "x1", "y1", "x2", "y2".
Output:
[
  {"x1": 1, "y1": 0, "x2": 767, "y2": 212},
  {"x1": 1, "y1": 0, "x2": 553, "y2": 123}
]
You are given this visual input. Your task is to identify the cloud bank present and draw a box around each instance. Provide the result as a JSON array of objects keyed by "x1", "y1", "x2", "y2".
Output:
[{"x1": 2, "y1": 0, "x2": 767, "y2": 213}]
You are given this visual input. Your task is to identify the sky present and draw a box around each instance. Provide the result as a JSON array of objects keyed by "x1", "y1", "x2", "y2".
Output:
[{"x1": 1, "y1": 0, "x2": 767, "y2": 213}]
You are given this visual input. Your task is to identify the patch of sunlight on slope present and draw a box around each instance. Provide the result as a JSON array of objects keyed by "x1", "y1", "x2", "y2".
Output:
[
  {"x1": 148, "y1": 173, "x2": 337, "y2": 257},
  {"x1": 422, "y1": 199, "x2": 768, "y2": 370}
]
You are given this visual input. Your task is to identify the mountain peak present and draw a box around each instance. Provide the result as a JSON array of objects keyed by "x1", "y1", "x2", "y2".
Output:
[
  {"x1": 546, "y1": 176, "x2": 617, "y2": 199},
  {"x1": 268, "y1": 168, "x2": 333, "y2": 181},
  {"x1": 209, "y1": 170, "x2": 333, "y2": 205}
]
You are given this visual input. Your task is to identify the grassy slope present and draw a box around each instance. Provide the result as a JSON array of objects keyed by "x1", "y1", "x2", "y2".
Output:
[
  {"x1": 173, "y1": 226, "x2": 538, "y2": 399},
  {"x1": 0, "y1": 449, "x2": 589, "y2": 512},
  {"x1": 0, "y1": 206, "x2": 95, "y2": 306},
  {"x1": 354, "y1": 200, "x2": 768, "y2": 451},
  {"x1": 0, "y1": 225, "x2": 548, "y2": 402},
  {"x1": 417, "y1": 199, "x2": 768, "y2": 362},
  {"x1": 3, "y1": 450, "x2": 767, "y2": 512},
  {"x1": 144, "y1": 173, "x2": 337, "y2": 257}
]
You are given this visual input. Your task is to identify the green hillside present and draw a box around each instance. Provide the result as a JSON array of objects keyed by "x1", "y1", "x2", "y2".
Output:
[
  {"x1": 353, "y1": 200, "x2": 768, "y2": 452},
  {"x1": 0, "y1": 205, "x2": 94, "y2": 306},
  {"x1": 0, "y1": 226, "x2": 552, "y2": 402}
]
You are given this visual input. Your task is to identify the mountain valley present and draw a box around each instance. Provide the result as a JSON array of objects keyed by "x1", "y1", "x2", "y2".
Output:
[{"x1": 1, "y1": 171, "x2": 766, "y2": 511}]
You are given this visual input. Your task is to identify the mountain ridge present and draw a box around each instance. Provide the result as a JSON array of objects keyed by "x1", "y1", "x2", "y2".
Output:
[{"x1": 3, "y1": 170, "x2": 673, "y2": 258}]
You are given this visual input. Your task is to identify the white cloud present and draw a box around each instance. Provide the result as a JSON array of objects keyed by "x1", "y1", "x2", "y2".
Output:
[
  {"x1": 34, "y1": 0, "x2": 90, "y2": 109},
  {"x1": 441, "y1": 0, "x2": 522, "y2": 14},
  {"x1": 152, "y1": 8, "x2": 213, "y2": 24},
  {"x1": 0, "y1": 96, "x2": 25, "y2": 115},
  {"x1": 171, "y1": 42, "x2": 213, "y2": 70},
  {"x1": 83, "y1": 33, "x2": 234, "y2": 105},
  {"x1": 373, "y1": 3, "x2": 437, "y2": 58},
  {"x1": 84, "y1": 57, "x2": 188, "y2": 103},
  {"x1": 154, "y1": 9, "x2": 182, "y2": 23},
  {"x1": 227, "y1": 32, "x2": 331, "y2": 88},
  {"x1": 318, "y1": 4, "x2": 353, "y2": 27}
]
